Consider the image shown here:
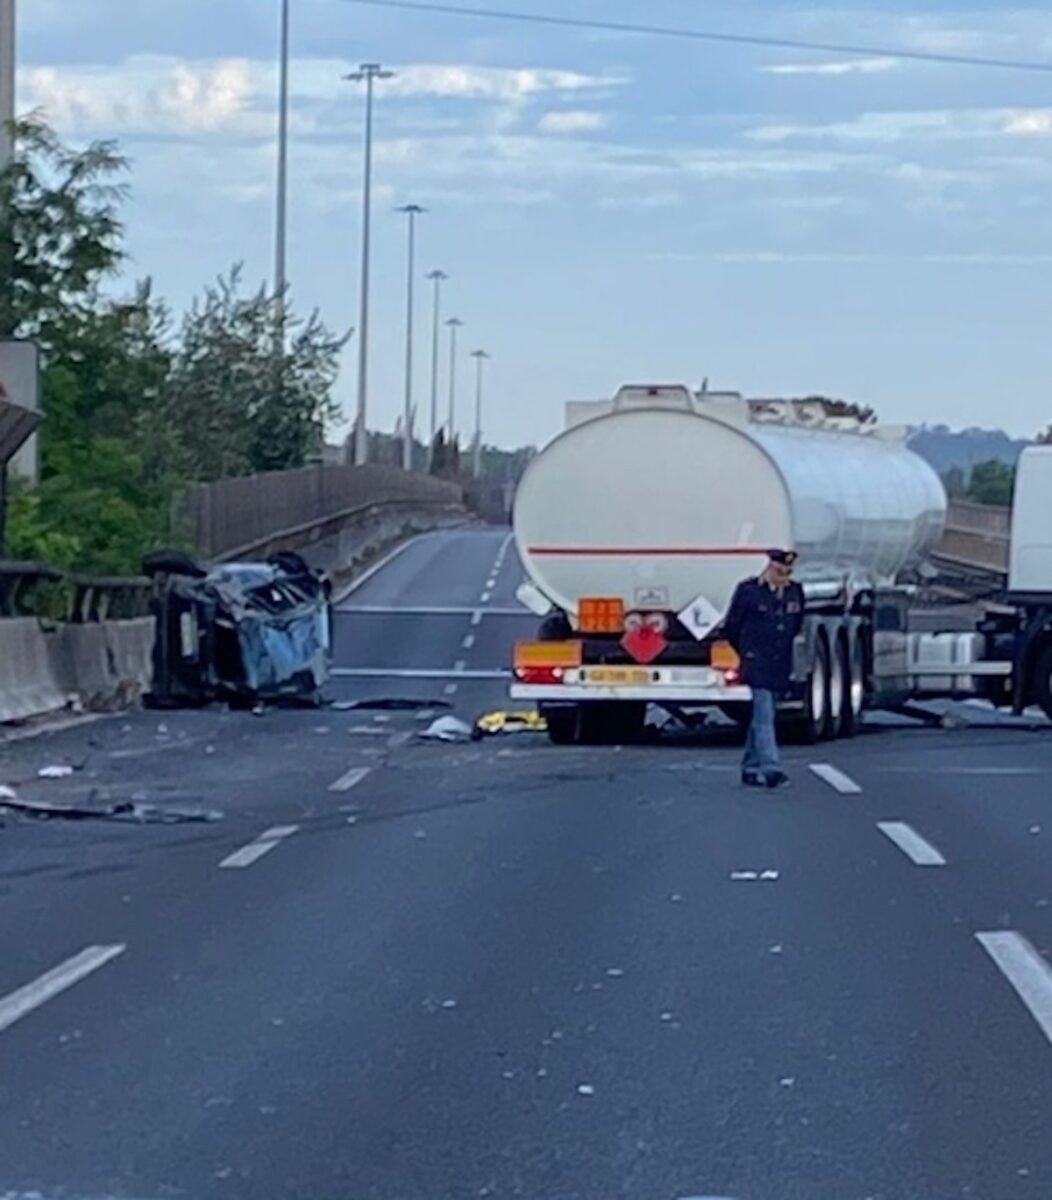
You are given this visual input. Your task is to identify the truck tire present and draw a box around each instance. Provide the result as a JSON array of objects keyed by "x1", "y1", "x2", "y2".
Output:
[
  {"x1": 578, "y1": 701, "x2": 646, "y2": 745},
  {"x1": 1034, "y1": 642, "x2": 1052, "y2": 722},
  {"x1": 541, "y1": 703, "x2": 580, "y2": 745},
  {"x1": 783, "y1": 636, "x2": 831, "y2": 745},
  {"x1": 839, "y1": 633, "x2": 865, "y2": 738}
]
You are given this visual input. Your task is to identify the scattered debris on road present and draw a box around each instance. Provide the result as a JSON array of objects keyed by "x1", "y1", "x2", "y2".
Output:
[
  {"x1": 472, "y1": 709, "x2": 548, "y2": 740},
  {"x1": 576, "y1": 1084, "x2": 596, "y2": 1097},
  {"x1": 37, "y1": 764, "x2": 75, "y2": 779},
  {"x1": 331, "y1": 698, "x2": 451, "y2": 713},
  {"x1": 730, "y1": 870, "x2": 780, "y2": 882},
  {"x1": 0, "y1": 791, "x2": 222, "y2": 823},
  {"x1": 420, "y1": 716, "x2": 474, "y2": 743}
]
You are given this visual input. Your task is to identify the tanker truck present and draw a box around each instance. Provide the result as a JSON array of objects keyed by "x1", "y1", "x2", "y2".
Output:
[{"x1": 509, "y1": 385, "x2": 1052, "y2": 745}]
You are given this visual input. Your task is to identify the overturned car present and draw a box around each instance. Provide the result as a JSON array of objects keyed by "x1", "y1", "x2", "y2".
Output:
[{"x1": 143, "y1": 550, "x2": 331, "y2": 709}]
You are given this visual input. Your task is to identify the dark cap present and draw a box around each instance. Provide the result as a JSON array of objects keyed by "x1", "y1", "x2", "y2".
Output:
[{"x1": 767, "y1": 548, "x2": 798, "y2": 566}]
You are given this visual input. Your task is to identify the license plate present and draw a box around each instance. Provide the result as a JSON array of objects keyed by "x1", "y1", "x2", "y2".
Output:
[{"x1": 585, "y1": 667, "x2": 652, "y2": 685}]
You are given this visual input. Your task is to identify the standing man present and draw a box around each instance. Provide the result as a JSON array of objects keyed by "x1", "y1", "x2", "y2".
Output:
[{"x1": 722, "y1": 549, "x2": 804, "y2": 789}]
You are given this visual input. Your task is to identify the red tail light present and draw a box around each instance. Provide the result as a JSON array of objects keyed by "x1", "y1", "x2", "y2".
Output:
[{"x1": 515, "y1": 666, "x2": 565, "y2": 685}]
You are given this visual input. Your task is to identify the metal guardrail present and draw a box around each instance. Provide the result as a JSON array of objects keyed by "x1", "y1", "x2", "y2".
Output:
[
  {"x1": 934, "y1": 501, "x2": 1011, "y2": 581},
  {"x1": 0, "y1": 561, "x2": 151, "y2": 622}
]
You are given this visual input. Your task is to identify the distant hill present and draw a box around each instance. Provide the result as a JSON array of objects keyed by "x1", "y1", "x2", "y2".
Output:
[{"x1": 906, "y1": 426, "x2": 1032, "y2": 476}]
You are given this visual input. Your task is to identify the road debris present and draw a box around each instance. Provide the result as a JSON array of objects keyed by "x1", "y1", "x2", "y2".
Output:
[
  {"x1": 730, "y1": 870, "x2": 780, "y2": 882},
  {"x1": 420, "y1": 716, "x2": 474, "y2": 743},
  {"x1": 37, "y1": 765, "x2": 75, "y2": 779},
  {"x1": 472, "y1": 710, "x2": 548, "y2": 740},
  {"x1": 0, "y1": 792, "x2": 221, "y2": 823},
  {"x1": 331, "y1": 698, "x2": 451, "y2": 712},
  {"x1": 576, "y1": 1084, "x2": 595, "y2": 1097}
]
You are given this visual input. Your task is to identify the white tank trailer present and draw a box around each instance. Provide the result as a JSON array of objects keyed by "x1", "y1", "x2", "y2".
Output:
[{"x1": 510, "y1": 385, "x2": 1052, "y2": 744}]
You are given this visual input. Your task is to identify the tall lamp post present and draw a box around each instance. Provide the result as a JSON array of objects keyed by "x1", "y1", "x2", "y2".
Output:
[
  {"x1": 397, "y1": 204, "x2": 425, "y2": 471},
  {"x1": 445, "y1": 317, "x2": 464, "y2": 451},
  {"x1": 345, "y1": 62, "x2": 394, "y2": 466},
  {"x1": 470, "y1": 349, "x2": 490, "y2": 478},
  {"x1": 0, "y1": 0, "x2": 14, "y2": 176},
  {"x1": 425, "y1": 269, "x2": 448, "y2": 470},
  {"x1": 273, "y1": 0, "x2": 290, "y2": 358}
]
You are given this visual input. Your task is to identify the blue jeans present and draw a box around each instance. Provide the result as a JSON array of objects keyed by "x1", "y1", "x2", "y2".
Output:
[{"x1": 743, "y1": 688, "x2": 782, "y2": 779}]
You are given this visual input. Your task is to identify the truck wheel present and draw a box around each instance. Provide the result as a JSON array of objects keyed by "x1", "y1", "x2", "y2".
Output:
[
  {"x1": 828, "y1": 632, "x2": 847, "y2": 740},
  {"x1": 1034, "y1": 642, "x2": 1052, "y2": 722},
  {"x1": 542, "y1": 703, "x2": 579, "y2": 745},
  {"x1": 784, "y1": 637, "x2": 831, "y2": 745},
  {"x1": 578, "y1": 701, "x2": 645, "y2": 745},
  {"x1": 839, "y1": 634, "x2": 865, "y2": 738}
]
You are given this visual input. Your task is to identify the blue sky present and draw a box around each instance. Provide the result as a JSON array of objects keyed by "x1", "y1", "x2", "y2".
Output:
[{"x1": 18, "y1": 0, "x2": 1052, "y2": 445}]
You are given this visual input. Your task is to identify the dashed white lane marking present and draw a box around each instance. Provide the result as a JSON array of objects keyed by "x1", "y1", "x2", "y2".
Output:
[
  {"x1": 219, "y1": 825, "x2": 299, "y2": 869},
  {"x1": 977, "y1": 932, "x2": 1052, "y2": 1047},
  {"x1": 329, "y1": 766, "x2": 372, "y2": 793},
  {"x1": 461, "y1": 634, "x2": 476, "y2": 651},
  {"x1": 454, "y1": 659, "x2": 467, "y2": 673},
  {"x1": 339, "y1": 604, "x2": 525, "y2": 616},
  {"x1": 471, "y1": 610, "x2": 484, "y2": 627},
  {"x1": 877, "y1": 821, "x2": 947, "y2": 867},
  {"x1": 809, "y1": 763, "x2": 862, "y2": 794},
  {"x1": 0, "y1": 945, "x2": 127, "y2": 1035},
  {"x1": 444, "y1": 683, "x2": 459, "y2": 697},
  {"x1": 481, "y1": 590, "x2": 493, "y2": 604}
]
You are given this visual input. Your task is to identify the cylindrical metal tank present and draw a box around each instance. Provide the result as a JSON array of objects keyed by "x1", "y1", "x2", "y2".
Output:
[{"x1": 514, "y1": 394, "x2": 946, "y2": 618}]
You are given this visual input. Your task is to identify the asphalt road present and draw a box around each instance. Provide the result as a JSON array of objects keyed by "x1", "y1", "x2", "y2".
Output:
[{"x1": 2, "y1": 526, "x2": 1052, "y2": 1199}]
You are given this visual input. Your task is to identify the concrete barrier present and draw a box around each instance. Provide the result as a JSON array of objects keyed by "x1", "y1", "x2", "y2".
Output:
[
  {"x1": 0, "y1": 618, "x2": 69, "y2": 723},
  {"x1": 1, "y1": 616, "x2": 155, "y2": 724}
]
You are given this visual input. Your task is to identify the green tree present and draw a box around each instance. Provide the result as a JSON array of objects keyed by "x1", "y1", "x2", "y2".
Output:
[
  {"x1": 941, "y1": 466, "x2": 967, "y2": 500},
  {"x1": 165, "y1": 268, "x2": 343, "y2": 482},
  {"x1": 967, "y1": 460, "x2": 1015, "y2": 507},
  {"x1": 0, "y1": 114, "x2": 127, "y2": 338}
]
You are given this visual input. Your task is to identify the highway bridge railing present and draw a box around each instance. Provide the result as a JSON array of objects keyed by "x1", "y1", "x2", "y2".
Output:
[
  {"x1": 935, "y1": 501, "x2": 1010, "y2": 580},
  {"x1": 176, "y1": 463, "x2": 465, "y2": 562}
]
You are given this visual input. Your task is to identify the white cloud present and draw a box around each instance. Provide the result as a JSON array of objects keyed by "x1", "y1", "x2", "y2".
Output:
[
  {"x1": 18, "y1": 55, "x2": 624, "y2": 140},
  {"x1": 762, "y1": 57, "x2": 899, "y2": 77},
  {"x1": 21, "y1": 57, "x2": 260, "y2": 136},
  {"x1": 385, "y1": 65, "x2": 620, "y2": 100},
  {"x1": 538, "y1": 110, "x2": 608, "y2": 135},
  {"x1": 1003, "y1": 110, "x2": 1052, "y2": 136},
  {"x1": 749, "y1": 108, "x2": 1052, "y2": 145}
]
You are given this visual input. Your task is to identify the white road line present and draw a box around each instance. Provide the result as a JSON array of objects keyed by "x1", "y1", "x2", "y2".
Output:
[
  {"x1": 454, "y1": 659, "x2": 467, "y2": 673},
  {"x1": 481, "y1": 591, "x2": 493, "y2": 604},
  {"x1": 332, "y1": 667, "x2": 510, "y2": 680},
  {"x1": 461, "y1": 634, "x2": 476, "y2": 650},
  {"x1": 877, "y1": 821, "x2": 947, "y2": 867},
  {"x1": 219, "y1": 825, "x2": 299, "y2": 869},
  {"x1": 809, "y1": 763, "x2": 863, "y2": 795},
  {"x1": 0, "y1": 945, "x2": 126, "y2": 1035},
  {"x1": 471, "y1": 610, "x2": 484, "y2": 627},
  {"x1": 444, "y1": 683, "x2": 459, "y2": 697},
  {"x1": 329, "y1": 766, "x2": 372, "y2": 793},
  {"x1": 977, "y1": 931, "x2": 1052, "y2": 1047}
]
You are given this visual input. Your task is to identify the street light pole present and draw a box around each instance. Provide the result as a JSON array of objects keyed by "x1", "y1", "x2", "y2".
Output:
[
  {"x1": 470, "y1": 349, "x2": 490, "y2": 478},
  {"x1": 345, "y1": 62, "x2": 394, "y2": 466},
  {"x1": 445, "y1": 316, "x2": 464, "y2": 450},
  {"x1": 425, "y1": 269, "x2": 448, "y2": 471},
  {"x1": 397, "y1": 204, "x2": 425, "y2": 472},
  {"x1": 273, "y1": 0, "x2": 290, "y2": 357}
]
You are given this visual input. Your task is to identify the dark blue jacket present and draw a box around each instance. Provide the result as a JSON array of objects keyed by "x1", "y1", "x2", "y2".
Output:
[{"x1": 721, "y1": 577, "x2": 805, "y2": 693}]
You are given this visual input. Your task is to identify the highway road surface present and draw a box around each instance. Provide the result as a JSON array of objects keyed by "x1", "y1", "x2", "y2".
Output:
[{"x1": 3, "y1": 526, "x2": 1052, "y2": 1200}]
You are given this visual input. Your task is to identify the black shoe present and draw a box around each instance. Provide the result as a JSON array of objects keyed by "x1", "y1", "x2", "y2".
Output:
[
  {"x1": 741, "y1": 771, "x2": 764, "y2": 788},
  {"x1": 765, "y1": 772, "x2": 790, "y2": 789}
]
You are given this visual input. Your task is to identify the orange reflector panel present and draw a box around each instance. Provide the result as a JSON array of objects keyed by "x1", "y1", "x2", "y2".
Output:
[
  {"x1": 578, "y1": 596, "x2": 625, "y2": 634},
  {"x1": 711, "y1": 640, "x2": 740, "y2": 670},
  {"x1": 514, "y1": 640, "x2": 583, "y2": 669}
]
